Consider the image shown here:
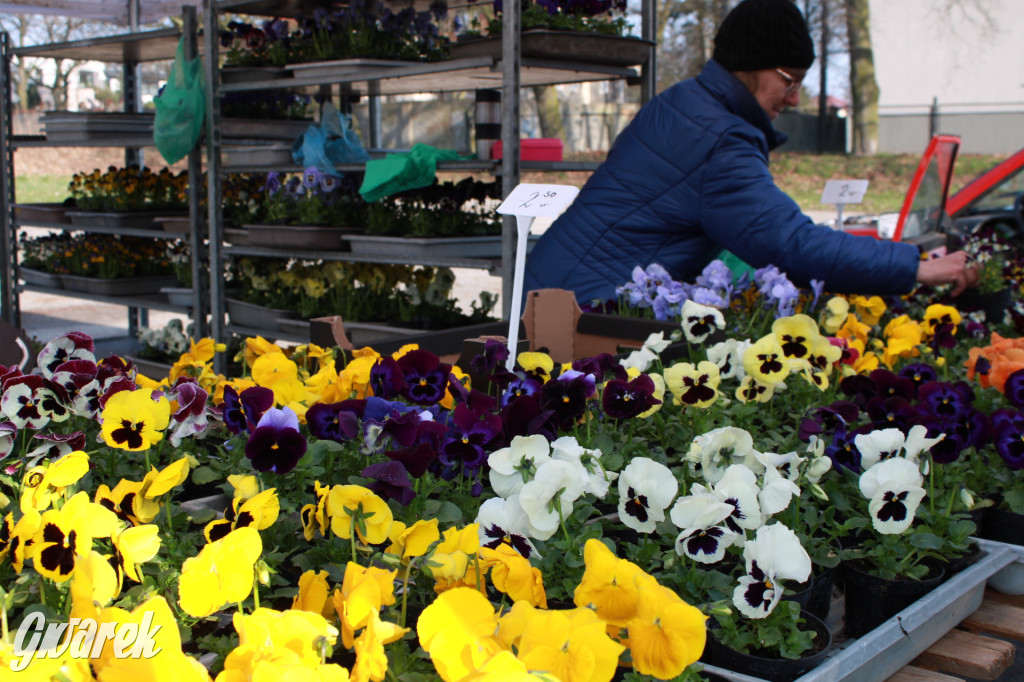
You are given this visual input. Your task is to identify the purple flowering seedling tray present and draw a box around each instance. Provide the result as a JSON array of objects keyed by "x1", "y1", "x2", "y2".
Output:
[{"x1": 702, "y1": 540, "x2": 1016, "y2": 682}]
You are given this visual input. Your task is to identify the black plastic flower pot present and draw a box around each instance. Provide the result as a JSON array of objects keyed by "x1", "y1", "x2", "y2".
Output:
[
  {"x1": 785, "y1": 564, "x2": 837, "y2": 621},
  {"x1": 703, "y1": 611, "x2": 832, "y2": 682},
  {"x1": 982, "y1": 505, "x2": 1024, "y2": 546},
  {"x1": 841, "y1": 560, "x2": 945, "y2": 638}
]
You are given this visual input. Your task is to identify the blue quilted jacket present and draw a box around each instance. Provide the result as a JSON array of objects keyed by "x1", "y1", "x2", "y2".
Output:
[{"x1": 523, "y1": 59, "x2": 921, "y2": 305}]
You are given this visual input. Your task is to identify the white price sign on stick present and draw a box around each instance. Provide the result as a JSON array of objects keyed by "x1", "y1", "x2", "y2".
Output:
[
  {"x1": 820, "y1": 179, "x2": 869, "y2": 205},
  {"x1": 821, "y1": 179, "x2": 869, "y2": 231},
  {"x1": 497, "y1": 183, "x2": 580, "y2": 371}
]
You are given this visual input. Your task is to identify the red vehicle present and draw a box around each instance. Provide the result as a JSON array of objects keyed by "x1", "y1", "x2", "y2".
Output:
[{"x1": 838, "y1": 135, "x2": 1024, "y2": 250}]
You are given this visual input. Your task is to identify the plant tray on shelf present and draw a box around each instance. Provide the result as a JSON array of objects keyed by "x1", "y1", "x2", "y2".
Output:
[
  {"x1": 450, "y1": 31, "x2": 654, "y2": 67},
  {"x1": 67, "y1": 211, "x2": 183, "y2": 229},
  {"x1": 227, "y1": 298, "x2": 297, "y2": 330},
  {"x1": 18, "y1": 267, "x2": 63, "y2": 289},
  {"x1": 127, "y1": 355, "x2": 173, "y2": 380},
  {"x1": 224, "y1": 227, "x2": 253, "y2": 246},
  {"x1": 244, "y1": 224, "x2": 360, "y2": 250},
  {"x1": 344, "y1": 234, "x2": 536, "y2": 259},
  {"x1": 221, "y1": 66, "x2": 292, "y2": 84},
  {"x1": 283, "y1": 58, "x2": 420, "y2": 80},
  {"x1": 223, "y1": 144, "x2": 293, "y2": 168},
  {"x1": 155, "y1": 216, "x2": 192, "y2": 233},
  {"x1": 59, "y1": 274, "x2": 180, "y2": 296},
  {"x1": 160, "y1": 287, "x2": 195, "y2": 308},
  {"x1": 221, "y1": 118, "x2": 312, "y2": 141},
  {"x1": 13, "y1": 202, "x2": 73, "y2": 224}
]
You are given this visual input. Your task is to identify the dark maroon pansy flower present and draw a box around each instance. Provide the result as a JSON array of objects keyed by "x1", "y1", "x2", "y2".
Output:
[
  {"x1": 839, "y1": 374, "x2": 878, "y2": 405},
  {"x1": 573, "y1": 354, "x2": 626, "y2": 383},
  {"x1": 396, "y1": 349, "x2": 452, "y2": 406},
  {"x1": 864, "y1": 395, "x2": 917, "y2": 431},
  {"x1": 221, "y1": 385, "x2": 275, "y2": 435},
  {"x1": 363, "y1": 461, "x2": 415, "y2": 506},
  {"x1": 870, "y1": 368, "x2": 917, "y2": 401},
  {"x1": 385, "y1": 443, "x2": 437, "y2": 478},
  {"x1": 169, "y1": 379, "x2": 208, "y2": 422},
  {"x1": 306, "y1": 402, "x2": 360, "y2": 443},
  {"x1": 369, "y1": 357, "x2": 407, "y2": 400},
  {"x1": 992, "y1": 409, "x2": 1024, "y2": 470},
  {"x1": 469, "y1": 339, "x2": 510, "y2": 375},
  {"x1": 540, "y1": 374, "x2": 591, "y2": 430},
  {"x1": 501, "y1": 395, "x2": 558, "y2": 442},
  {"x1": 1005, "y1": 369, "x2": 1024, "y2": 410},
  {"x1": 244, "y1": 407, "x2": 307, "y2": 474},
  {"x1": 929, "y1": 322, "x2": 957, "y2": 352},
  {"x1": 602, "y1": 374, "x2": 660, "y2": 420},
  {"x1": 96, "y1": 355, "x2": 133, "y2": 384},
  {"x1": 917, "y1": 381, "x2": 969, "y2": 422},
  {"x1": 797, "y1": 401, "x2": 860, "y2": 442},
  {"x1": 898, "y1": 363, "x2": 938, "y2": 389},
  {"x1": 437, "y1": 404, "x2": 503, "y2": 472},
  {"x1": 500, "y1": 375, "x2": 542, "y2": 408}
]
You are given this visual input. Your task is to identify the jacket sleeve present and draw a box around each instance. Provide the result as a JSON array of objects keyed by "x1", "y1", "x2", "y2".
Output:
[{"x1": 698, "y1": 127, "x2": 921, "y2": 295}]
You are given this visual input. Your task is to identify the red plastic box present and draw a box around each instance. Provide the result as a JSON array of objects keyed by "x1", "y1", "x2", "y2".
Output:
[{"x1": 490, "y1": 138, "x2": 564, "y2": 161}]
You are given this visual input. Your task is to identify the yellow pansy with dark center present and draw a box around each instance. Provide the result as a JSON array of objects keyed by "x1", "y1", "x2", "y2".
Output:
[
  {"x1": 779, "y1": 334, "x2": 808, "y2": 358},
  {"x1": 757, "y1": 353, "x2": 783, "y2": 374},
  {"x1": 37, "y1": 522, "x2": 77, "y2": 580},
  {"x1": 110, "y1": 418, "x2": 146, "y2": 449}
]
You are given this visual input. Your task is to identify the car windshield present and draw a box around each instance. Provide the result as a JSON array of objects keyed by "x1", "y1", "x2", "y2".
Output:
[
  {"x1": 961, "y1": 164, "x2": 1024, "y2": 214},
  {"x1": 901, "y1": 156, "x2": 945, "y2": 238}
]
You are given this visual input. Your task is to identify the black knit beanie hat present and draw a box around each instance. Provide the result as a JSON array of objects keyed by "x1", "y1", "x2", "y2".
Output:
[{"x1": 712, "y1": 0, "x2": 815, "y2": 71}]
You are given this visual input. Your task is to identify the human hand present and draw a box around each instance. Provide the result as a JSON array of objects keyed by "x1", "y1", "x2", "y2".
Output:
[{"x1": 915, "y1": 251, "x2": 979, "y2": 297}]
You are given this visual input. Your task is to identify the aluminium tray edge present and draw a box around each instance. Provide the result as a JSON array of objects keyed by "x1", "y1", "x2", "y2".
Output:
[{"x1": 702, "y1": 543, "x2": 1015, "y2": 682}]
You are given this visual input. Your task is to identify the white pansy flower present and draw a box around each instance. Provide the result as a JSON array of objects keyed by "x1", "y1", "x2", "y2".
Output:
[
  {"x1": 488, "y1": 434, "x2": 551, "y2": 498},
  {"x1": 707, "y1": 338, "x2": 752, "y2": 382},
  {"x1": 518, "y1": 459, "x2": 587, "y2": 540},
  {"x1": 855, "y1": 428, "x2": 907, "y2": 470},
  {"x1": 617, "y1": 457, "x2": 679, "y2": 533},
  {"x1": 712, "y1": 464, "x2": 763, "y2": 536},
  {"x1": 859, "y1": 457, "x2": 926, "y2": 535},
  {"x1": 688, "y1": 426, "x2": 763, "y2": 484},
  {"x1": 475, "y1": 494, "x2": 539, "y2": 558},
  {"x1": 669, "y1": 491, "x2": 739, "y2": 564},
  {"x1": 680, "y1": 300, "x2": 726, "y2": 344},
  {"x1": 733, "y1": 523, "x2": 812, "y2": 619},
  {"x1": 550, "y1": 435, "x2": 618, "y2": 498},
  {"x1": 757, "y1": 465, "x2": 800, "y2": 518},
  {"x1": 902, "y1": 424, "x2": 945, "y2": 463}
]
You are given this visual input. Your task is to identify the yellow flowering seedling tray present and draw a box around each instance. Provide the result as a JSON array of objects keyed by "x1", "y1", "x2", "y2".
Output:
[{"x1": 702, "y1": 540, "x2": 1016, "y2": 682}]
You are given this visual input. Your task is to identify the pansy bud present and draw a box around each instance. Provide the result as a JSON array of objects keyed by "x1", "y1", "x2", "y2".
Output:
[{"x1": 960, "y1": 487, "x2": 975, "y2": 510}]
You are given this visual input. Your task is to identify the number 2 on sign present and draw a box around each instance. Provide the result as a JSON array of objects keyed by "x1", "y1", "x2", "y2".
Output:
[{"x1": 498, "y1": 183, "x2": 580, "y2": 219}]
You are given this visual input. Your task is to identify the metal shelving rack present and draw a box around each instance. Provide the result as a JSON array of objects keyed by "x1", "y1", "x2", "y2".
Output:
[
  {"x1": 201, "y1": 0, "x2": 654, "y2": 351},
  {"x1": 0, "y1": 10, "x2": 209, "y2": 337}
]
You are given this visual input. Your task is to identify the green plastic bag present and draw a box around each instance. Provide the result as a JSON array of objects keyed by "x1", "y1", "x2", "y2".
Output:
[
  {"x1": 153, "y1": 37, "x2": 205, "y2": 165},
  {"x1": 359, "y1": 143, "x2": 464, "y2": 202}
]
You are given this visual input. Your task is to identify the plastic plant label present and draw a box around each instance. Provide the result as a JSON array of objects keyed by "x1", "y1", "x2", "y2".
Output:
[
  {"x1": 497, "y1": 184, "x2": 580, "y2": 218},
  {"x1": 821, "y1": 179, "x2": 869, "y2": 205}
]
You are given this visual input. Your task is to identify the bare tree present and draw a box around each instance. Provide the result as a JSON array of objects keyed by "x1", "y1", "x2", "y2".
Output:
[
  {"x1": 0, "y1": 15, "x2": 107, "y2": 111},
  {"x1": 656, "y1": 0, "x2": 730, "y2": 91},
  {"x1": 845, "y1": 0, "x2": 877, "y2": 154}
]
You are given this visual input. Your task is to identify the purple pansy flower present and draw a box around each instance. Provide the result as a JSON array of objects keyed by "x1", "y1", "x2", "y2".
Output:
[
  {"x1": 602, "y1": 374, "x2": 660, "y2": 420},
  {"x1": 306, "y1": 402, "x2": 361, "y2": 443},
  {"x1": 245, "y1": 406, "x2": 307, "y2": 474},
  {"x1": 396, "y1": 349, "x2": 452, "y2": 406},
  {"x1": 221, "y1": 385, "x2": 274, "y2": 435},
  {"x1": 362, "y1": 461, "x2": 415, "y2": 506}
]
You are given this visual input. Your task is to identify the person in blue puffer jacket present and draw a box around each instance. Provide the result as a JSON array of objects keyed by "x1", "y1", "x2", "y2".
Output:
[{"x1": 523, "y1": 0, "x2": 976, "y2": 306}]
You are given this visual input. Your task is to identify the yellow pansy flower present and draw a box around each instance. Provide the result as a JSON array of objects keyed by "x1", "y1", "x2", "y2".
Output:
[
  {"x1": 479, "y1": 544, "x2": 546, "y2": 609},
  {"x1": 178, "y1": 527, "x2": 263, "y2": 618},
  {"x1": 626, "y1": 581, "x2": 707, "y2": 679},
  {"x1": 31, "y1": 491, "x2": 120, "y2": 583},
  {"x1": 252, "y1": 352, "x2": 300, "y2": 389},
  {"x1": 417, "y1": 587, "x2": 504, "y2": 682},
  {"x1": 517, "y1": 351, "x2": 554, "y2": 381},
  {"x1": 327, "y1": 485, "x2": 393, "y2": 545},
  {"x1": 385, "y1": 518, "x2": 440, "y2": 560},
  {"x1": 663, "y1": 361, "x2": 721, "y2": 408},
  {"x1": 292, "y1": 569, "x2": 334, "y2": 620},
  {"x1": 19, "y1": 449, "x2": 89, "y2": 513},
  {"x1": 850, "y1": 294, "x2": 887, "y2": 326},
  {"x1": 822, "y1": 296, "x2": 850, "y2": 334},
  {"x1": 742, "y1": 334, "x2": 791, "y2": 386},
  {"x1": 100, "y1": 387, "x2": 171, "y2": 451},
  {"x1": 517, "y1": 607, "x2": 624, "y2": 682}
]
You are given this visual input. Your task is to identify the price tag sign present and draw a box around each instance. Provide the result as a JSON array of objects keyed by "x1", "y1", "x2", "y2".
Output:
[
  {"x1": 497, "y1": 183, "x2": 580, "y2": 218},
  {"x1": 821, "y1": 179, "x2": 869, "y2": 205}
]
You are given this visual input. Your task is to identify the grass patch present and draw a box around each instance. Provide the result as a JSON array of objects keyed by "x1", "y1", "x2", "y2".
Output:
[{"x1": 15, "y1": 175, "x2": 72, "y2": 204}]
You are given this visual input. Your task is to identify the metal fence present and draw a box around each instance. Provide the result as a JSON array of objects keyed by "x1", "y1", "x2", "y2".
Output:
[{"x1": 878, "y1": 101, "x2": 1024, "y2": 155}]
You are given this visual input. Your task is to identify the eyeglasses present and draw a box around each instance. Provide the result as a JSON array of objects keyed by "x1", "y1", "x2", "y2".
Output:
[{"x1": 774, "y1": 68, "x2": 802, "y2": 96}]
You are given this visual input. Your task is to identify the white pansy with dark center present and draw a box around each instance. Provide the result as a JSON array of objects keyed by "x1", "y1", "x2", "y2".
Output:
[
  {"x1": 549, "y1": 435, "x2": 617, "y2": 498},
  {"x1": 733, "y1": 523, "x2": 812, "y2": 619},
  {"x1": 669, "y1": 490, "x2": 740, "y2": 563},
  {"x1": 517, "y1": 459, "x2": 587, "y2": 541},
  {"x1": 617, "y1": 457, "x2": 678, "y2": 533},
  {"x1": 709, "y1": 465, "x2": 763, "y2": 539},
  {"x1": 902, "y1": 424, "x2": 945, "y2": 463},
  {"x1": 687, "y1": 426, "x2": 763, "y2": 484},
  {"x1": 706, "y1": 338, "x2": 752, "y2": 382},
  {"x1": 858, "y1": 457, "x2": 926, "y2": 534},
  {"x1": 475, "y1": 494, "x2": 539, "y2": 558},
  {"x1": 680, "y1": 300, "x2": 726, "y2": 344},
  {"x1": 756, "y1": 463, "x2": 801, "y2": 518},
  {"x1": 487, "y1": 434, "x2": 551, "y2": 498},
  {"x1": 854, "y1": 427, "x2": 907, "y2": 470}
]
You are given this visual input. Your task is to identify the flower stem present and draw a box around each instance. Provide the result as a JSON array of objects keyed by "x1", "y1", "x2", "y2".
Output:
[{"x1": 400, "y1": 560, "x2": 414, "y2": 628}]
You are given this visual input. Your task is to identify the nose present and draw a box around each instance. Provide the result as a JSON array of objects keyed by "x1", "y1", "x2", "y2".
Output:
[{"x1": 783, "y1": 88, "x2": 801, "y2": 107}]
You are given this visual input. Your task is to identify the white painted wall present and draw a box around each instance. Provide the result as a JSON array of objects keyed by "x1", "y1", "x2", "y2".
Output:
[{"x1": 871, "y1": 0, "x2": 1024, "y2": 115}]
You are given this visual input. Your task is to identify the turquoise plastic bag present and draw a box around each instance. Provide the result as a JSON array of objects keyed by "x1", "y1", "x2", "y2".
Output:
[
  {"x1": 291, "y1": 101, "x2": 370, "y2": 177},
  {"x1": 153, "y1": 37, "x2": 205, "y2": 165}
]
